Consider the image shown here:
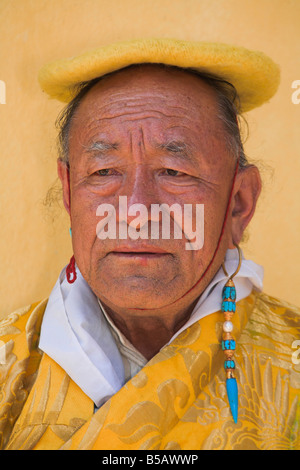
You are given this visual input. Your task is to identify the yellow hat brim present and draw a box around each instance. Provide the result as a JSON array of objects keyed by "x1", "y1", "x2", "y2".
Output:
[{"x1": 38, "y1": 38, "x2": 280, "y2": 112}]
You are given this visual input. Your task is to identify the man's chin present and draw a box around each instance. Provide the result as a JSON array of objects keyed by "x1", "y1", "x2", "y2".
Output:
[{"x1": 94, "y1": 277, "x2": 180, "y2": 311}]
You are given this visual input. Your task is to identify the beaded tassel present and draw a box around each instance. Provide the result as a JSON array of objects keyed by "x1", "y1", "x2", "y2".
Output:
[{"x1": 222, "y1": 278, "x2": 238, "y2": 423}]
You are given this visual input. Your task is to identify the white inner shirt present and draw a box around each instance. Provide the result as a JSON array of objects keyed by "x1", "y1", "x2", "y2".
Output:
[{"x1": 99, "y1": 299, "x2": 147, "y2": 383}]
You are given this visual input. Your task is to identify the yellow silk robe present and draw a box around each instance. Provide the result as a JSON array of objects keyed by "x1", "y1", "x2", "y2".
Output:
[{"x1": 0, "y1": 291, "x2": 299, "y2": 450}]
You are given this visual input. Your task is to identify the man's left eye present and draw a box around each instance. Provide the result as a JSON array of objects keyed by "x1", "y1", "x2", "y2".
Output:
[
  {"x1": 165, "y1": 169, "x2": 184, "y2": 177},
  {"x1": 96, "y1": 169, "x2": 113, "y2": 176}
]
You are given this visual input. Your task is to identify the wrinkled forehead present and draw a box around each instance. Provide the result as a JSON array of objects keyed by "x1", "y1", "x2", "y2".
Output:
[
  {"x1": 64, "y1": 65, "x2": 234, "y2": 172},
  {"x1": 70, "y1": 64, "x2": 222, "y2": 134}
]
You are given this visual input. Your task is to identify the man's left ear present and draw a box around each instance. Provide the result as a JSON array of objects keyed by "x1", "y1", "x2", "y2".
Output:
[{"x1": 230, "y1": 165, "x2": 262, "y2": 246}]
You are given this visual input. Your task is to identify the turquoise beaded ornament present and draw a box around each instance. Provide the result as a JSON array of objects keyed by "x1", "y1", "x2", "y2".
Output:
[{"x1": 221, "y1": 244, "x2": 242, "y2": 424}]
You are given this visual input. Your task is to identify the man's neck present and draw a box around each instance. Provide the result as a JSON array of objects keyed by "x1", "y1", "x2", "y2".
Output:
[{"x1": 99, "y1": 299, "x2": 199, "y2": 361}]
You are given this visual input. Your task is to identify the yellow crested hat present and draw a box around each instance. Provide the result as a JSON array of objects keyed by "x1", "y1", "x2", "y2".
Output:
[{"x1": 38, "y1": 38, "x2": 280, "y2": 113}]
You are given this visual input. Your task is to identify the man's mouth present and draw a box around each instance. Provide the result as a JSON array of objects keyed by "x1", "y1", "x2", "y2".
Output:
[{"x1": 108, "y1": 245, "x2": 171, "y2": 264}]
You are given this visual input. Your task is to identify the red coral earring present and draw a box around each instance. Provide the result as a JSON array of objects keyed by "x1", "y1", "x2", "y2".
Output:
[
  {"x1": 66, "y1": 255, "x2": 77, "y2": 284},
  {"x1": 66, "y1": 227, "x2": 77, "y2": 284}
]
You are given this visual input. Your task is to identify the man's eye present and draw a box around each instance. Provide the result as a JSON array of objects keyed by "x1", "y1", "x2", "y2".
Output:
[
  {"x1": 96, "y1": 169, "x2": 112, "y2": 176},
  {"x1": 165, "y1": 169, "x2": 181, "y2": 176}
]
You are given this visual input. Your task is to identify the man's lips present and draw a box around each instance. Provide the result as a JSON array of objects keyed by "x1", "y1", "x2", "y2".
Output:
[
  {"x1": 107, "y1": 245, "x2": 171, "y2": 264},
  {"x1": 111, "y1": 245, "x2": 170, "y2": 254}
]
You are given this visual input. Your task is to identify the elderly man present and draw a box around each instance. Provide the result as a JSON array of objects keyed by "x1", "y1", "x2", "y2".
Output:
[{"x1": 0, "y1": 39, "x2": 299, "y2": 450}]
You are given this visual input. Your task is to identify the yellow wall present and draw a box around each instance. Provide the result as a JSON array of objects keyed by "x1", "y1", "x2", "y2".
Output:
[{"x1": 0, "y1": 0, "x2": 299, "y2": 315}]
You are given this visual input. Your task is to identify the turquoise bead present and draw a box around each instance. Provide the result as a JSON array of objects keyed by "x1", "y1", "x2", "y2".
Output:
[
  {"x1": 221, "y1": 300, "x2": 236, "y2": 313},
  {"x1": 222, "y1": 286, "x2": 236, "y2": 301},
  {"x1": 222, "y1": 339, "x2": 236, "y2": 351},
  {"x1": 226, "y1": 377, "x2": 238, "y2": 423},
  {"x1": 224, "y1": 359, "x2": 235, "y2": 369}
]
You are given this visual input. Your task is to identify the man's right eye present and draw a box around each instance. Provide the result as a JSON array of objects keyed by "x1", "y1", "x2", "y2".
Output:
[
  {"x1": 96, "y1": 169, "x2": 112, "y2": 176},
  {"x1": 165, "y1": 168, "x2": 180, "y2": 176}
]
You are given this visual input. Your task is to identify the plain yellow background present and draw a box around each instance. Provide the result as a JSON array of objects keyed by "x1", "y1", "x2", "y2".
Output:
[{"x1": 0, "y1": 0, "x2": 299, "y2": 316}]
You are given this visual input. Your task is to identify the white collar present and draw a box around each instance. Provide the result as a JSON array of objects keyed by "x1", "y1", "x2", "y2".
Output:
[
  {"x1": 39, "y1": 248, "x2": 263, "y2": 407},
  {"x1": 38, "y1": 268, "x2": 125, "y2": 407}
]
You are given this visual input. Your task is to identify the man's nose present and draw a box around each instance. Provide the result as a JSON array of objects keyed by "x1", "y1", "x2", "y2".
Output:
[
  {"x1": 126, "y1": 166, "x2": 157, "y2": 207},
  {"x1": 117, "y1": 166, "x2": 157, "y2": 227}
]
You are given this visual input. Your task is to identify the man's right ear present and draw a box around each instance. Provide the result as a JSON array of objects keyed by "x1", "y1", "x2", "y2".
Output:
[{"x1": 57, "y1": 159, "x2": 71, "y2": 215}]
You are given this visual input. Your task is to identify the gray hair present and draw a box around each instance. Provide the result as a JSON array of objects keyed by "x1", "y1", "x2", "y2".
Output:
[{"x1": 55, "y1": 64, "x2": 250, "y2": 170}]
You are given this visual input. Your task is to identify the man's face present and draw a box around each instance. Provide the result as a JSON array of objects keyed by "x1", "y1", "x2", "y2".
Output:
[{"x1": 63, "y1": 65, "x2": 237, "y2": 309}]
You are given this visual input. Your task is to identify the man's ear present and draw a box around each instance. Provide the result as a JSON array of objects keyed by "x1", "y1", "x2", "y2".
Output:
[
  {"x1": 57, "y1": 159, "x2": 71, "y2": 215},
  {"x1": 230, "y1": 165, "x2": 262, "y2": 247}
]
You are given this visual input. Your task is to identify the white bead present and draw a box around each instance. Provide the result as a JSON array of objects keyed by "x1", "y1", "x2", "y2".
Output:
[{"x1": 223, "y1": 321, "x2": 233, "y2": 332}]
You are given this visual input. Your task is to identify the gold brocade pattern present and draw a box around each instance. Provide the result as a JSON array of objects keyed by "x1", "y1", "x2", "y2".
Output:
[{"x1": 0, "y1": 291, "x2": 299, "y2": 450}]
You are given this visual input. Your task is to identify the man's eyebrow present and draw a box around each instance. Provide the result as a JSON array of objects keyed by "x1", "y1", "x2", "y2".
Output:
[
  {"x1": 156, "y1": 140, "x2": 194, "y2": 161},
  {"x1": 85, "y1": 141, "x2": 119, "y2": 154}
]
